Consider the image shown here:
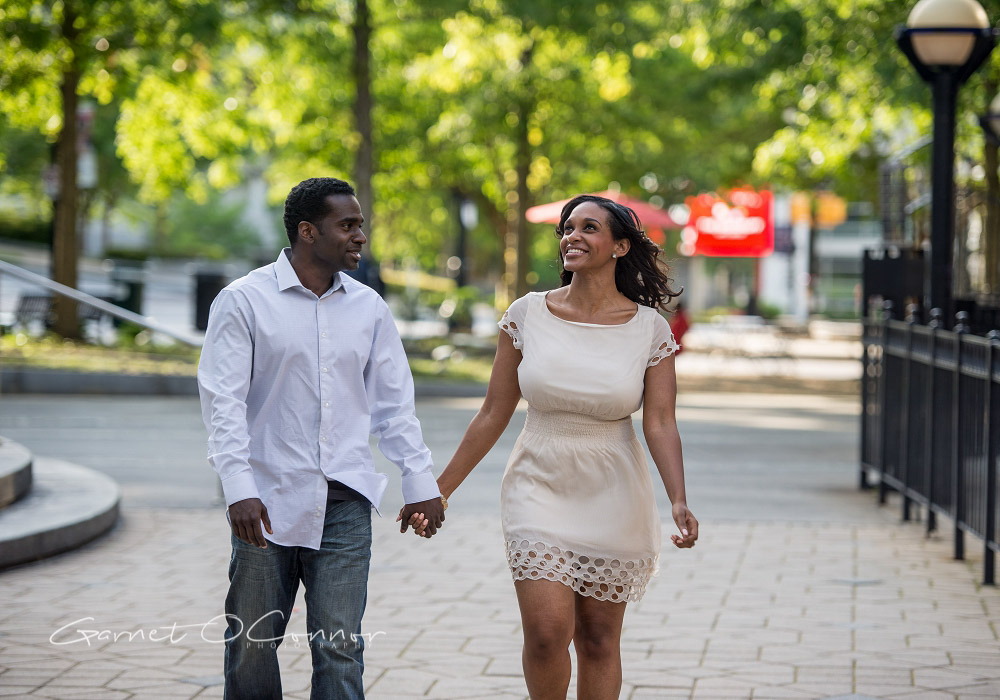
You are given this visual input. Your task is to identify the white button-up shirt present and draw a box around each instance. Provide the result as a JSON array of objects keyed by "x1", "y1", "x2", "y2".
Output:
[{"x1": 198, "y1": 249, "x2": 439, "y2": 548}]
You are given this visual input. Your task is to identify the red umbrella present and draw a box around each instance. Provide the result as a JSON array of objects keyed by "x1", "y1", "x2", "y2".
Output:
[{"x1": 525, "y1": 190, "x2": 680, "y2": 244}]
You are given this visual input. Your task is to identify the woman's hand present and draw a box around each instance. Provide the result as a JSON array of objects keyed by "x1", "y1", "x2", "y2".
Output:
[
  {"x1": 396, "y1": 508, "x2": 430, "y2": 537},
  {"x1": 670, "y1": 503, "x2": 698, "y2": 549}
]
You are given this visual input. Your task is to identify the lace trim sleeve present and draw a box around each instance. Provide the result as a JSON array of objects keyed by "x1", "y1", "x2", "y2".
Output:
[
  {"x1": 498, "y1": 310, "x2": 523, "y2": 350},
  {"x1": 648, "y1": 332, "x2": 680, "y2": 367}
]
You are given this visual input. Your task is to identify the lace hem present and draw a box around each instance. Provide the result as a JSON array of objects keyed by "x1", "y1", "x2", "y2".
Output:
[
  {"x1": 498, "y1": 311, "x2": 523, "y2": 350},
  {"x1": 648, "y1": 334, "x2": 680, "y2": 367},
  {"x1": 505, "y1": 539, "x2": 657, "y2": 603}
]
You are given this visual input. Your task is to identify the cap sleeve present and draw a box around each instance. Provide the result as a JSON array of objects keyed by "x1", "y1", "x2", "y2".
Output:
[
  {"x1": 498, "y1": 295, "x2": 529, "y2": 350},
  {"x1": 648, "y1": 311, "x2": 680, "y2": 367}
]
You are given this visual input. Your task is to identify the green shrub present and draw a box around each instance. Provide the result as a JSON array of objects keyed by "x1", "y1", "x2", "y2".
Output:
[{"x1": 0, "y1": 212, "x2": 51, "y2": 245}]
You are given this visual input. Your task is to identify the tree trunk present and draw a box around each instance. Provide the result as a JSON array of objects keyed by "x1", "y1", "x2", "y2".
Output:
[
  {"x1": 352, "y1": 0, "x2": 374, "y2": 258},
  {"x1": 52, "y1": 3, "x2": 81, "y2": 339},
  {"x1": 101, "y1": 191, "x2": 116, "y2": 256},
  {"x1": 503, "y1": 41, "x2": 535, "y2": 305},
  {"x1": 514, "y1": 89, "x2": 533, "y2": 299},
  {"x1": 985, "y1": 77, "x2": 1000, "y2": 300},
  {"x1": 154, "y1": 201, "x2": 168, "y2": 252}
]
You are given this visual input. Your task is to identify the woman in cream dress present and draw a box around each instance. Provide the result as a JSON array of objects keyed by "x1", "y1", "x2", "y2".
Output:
[{"x1": 404, "y1": 195, "x2": 698, "y2": 699}]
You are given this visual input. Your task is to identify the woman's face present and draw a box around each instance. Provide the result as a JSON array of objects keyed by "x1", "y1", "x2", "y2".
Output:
[{"x1": 559, "y1": 201, "x2": 627, "y2": 272}]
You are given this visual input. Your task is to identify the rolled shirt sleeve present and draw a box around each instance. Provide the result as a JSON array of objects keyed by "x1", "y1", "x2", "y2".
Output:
[
  {"x1": 197, "y1": 289, "x2": 260, "y2": 506},
  {"x1": 364, "y1": 302, "x2": 441, "y2": 504}
]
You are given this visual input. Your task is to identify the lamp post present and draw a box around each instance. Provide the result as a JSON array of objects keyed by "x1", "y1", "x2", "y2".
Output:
[
  {"x1": 452, "y1": 194, "x2": 478, "y2": 289},
  {"x1": 896, "y1": 0, "x2": 996, "y2": 325}
]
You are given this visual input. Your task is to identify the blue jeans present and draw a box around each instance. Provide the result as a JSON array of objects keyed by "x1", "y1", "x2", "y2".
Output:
[{"x1": 223, "y1": 499, "x2": 372, "y2": 699}]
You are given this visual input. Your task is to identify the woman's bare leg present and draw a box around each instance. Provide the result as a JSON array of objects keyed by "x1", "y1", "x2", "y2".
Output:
[
  {"x1": 573, "y1": 590, "x2": 627, "y2": 700},
  {"x1": 514, "y1": 579, "x2": 577, "y2": 699}
]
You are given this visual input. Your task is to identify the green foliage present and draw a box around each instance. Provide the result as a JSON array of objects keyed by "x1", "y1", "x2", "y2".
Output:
[
  {"x1": 0, "y1": 210, "x2": 50, "y2": 245},
  {"x1": 755, "y1": 301, "x2": 783, "y2": 321},
  {"x1": 160, "y1": 191, "x2": 261, "y2": 260},
  {"x1": 4, "y1": 0, "x2": 997, "y2": 288},
  {"x1": 0, "y1": 332, "x2": 200, "y2": 375}
]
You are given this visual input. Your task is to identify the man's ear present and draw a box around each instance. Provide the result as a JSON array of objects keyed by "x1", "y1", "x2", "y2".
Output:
[{"x1": 298, "y1": 221, "x2": 315, "y2": 244}]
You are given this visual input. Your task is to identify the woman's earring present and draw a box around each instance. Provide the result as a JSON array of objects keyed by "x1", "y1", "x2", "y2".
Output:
[{"x1": 612, "y1": 253, "x2": 618, "y2": 259}]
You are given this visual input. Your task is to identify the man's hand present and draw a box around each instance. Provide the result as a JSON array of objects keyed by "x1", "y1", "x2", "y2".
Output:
[
  {"x1": 396, "y1": 497, "x2": 445, "y2": 537},
  {"x1": 229, "y1": 497, "x2": 273, "y2": 548}
]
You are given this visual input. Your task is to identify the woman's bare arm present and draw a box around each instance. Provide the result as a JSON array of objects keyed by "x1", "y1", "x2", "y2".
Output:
[
  {"x1": 403, "y1": 331, "x2": 523, "y2": 537},
  {"x1": 642, "y1": 354, "x2": 698, "y2": 548},
  {"x1": 437, "y1": 330, "x2": 523, "y2": 498}
]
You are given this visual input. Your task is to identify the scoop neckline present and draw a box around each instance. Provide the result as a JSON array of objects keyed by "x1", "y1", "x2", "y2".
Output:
[{"x1": 541, "y1": 291, "x2": 640, "y2": 327}]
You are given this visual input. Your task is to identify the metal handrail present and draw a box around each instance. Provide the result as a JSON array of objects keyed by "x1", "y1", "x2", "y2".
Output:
[{"x1": 0, "y1": 258, "x2": 203, "y2": 347}]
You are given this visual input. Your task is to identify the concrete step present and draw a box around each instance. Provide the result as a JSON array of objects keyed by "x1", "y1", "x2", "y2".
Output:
[
  {"x1": 0, "y1": 456, "x2": 120, "y2": 569},
  {"x1": 0, "y1": 437, "x2": 32, "y2": 507}
]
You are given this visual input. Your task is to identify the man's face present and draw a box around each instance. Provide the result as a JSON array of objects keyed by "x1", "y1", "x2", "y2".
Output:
[{"x1": 311, "y1": 194, "x2": 366, "y2": 273}]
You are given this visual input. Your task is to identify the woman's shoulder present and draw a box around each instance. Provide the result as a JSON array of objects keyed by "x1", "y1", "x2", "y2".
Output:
[
  {"x1": 635, "y1": 303, "x2": 665, "y2": 319},
  {"x1": 635, "y1": 304, "x2": 671, "y2": 330},
  {"x1": 507, "y1": 290, "x2": 547, "y2": 312}
]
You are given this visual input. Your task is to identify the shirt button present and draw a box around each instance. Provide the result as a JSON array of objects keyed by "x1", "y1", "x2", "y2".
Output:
[
  {"x1": 322, "y1": 332, "x2": 327, "y2": 338},
  {"x1": 324, "y1": 402, "x2": 330, "y2": 408},
  {"x1": 321, "y1": 436, "x2": 327, "y2": 442},
  {"x1": 322, "y1": 367, "x2": 328, "y2": 373}
]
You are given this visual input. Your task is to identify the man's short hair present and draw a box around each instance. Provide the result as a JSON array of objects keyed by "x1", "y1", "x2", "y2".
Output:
[{"x1": 283, "y1": 177, "x2": 356, "y2": 246}]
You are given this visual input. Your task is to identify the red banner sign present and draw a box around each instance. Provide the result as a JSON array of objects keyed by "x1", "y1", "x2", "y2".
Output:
[{"x1": 682, "y1": 188, "x2": 774, "y2": 257}]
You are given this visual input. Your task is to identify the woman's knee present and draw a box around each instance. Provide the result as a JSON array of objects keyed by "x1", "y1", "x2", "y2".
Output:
[
  {"x1": 574, "y1": 610, "x2": 624, "y2": 661},
  {"x1": 573, "y1": 627, "x2": 620, "y2": 661},
  {"x1": 523, "y1": 619, "x2": 574, "y2": 658}
]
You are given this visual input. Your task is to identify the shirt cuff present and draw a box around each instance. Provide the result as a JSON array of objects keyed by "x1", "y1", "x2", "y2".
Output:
[
  {"x1": 220, "y1": 470, "x2": 261, "y2": 507},
  {"x1": 401, "y1": 471, "x2": 441, "y2": 504}
]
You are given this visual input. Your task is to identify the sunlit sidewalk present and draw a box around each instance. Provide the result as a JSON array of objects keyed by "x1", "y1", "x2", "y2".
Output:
[{"x1": 1, "y1": 504, "x2": 999, "y2": 699}]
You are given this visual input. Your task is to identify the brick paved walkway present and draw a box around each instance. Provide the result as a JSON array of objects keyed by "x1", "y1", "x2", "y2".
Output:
[{"x1": 2, "y1": 503, "x2": 999, "y2": 699}]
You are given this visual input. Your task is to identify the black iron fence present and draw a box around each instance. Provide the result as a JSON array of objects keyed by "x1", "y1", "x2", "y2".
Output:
[{"x1": 862, "y1": 303, "x2": 999, "y2": 585}]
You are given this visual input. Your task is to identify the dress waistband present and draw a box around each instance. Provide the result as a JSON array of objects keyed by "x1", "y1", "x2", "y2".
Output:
[{"x1": 523, "y1": 408, "x2": 636, "y2": 441}]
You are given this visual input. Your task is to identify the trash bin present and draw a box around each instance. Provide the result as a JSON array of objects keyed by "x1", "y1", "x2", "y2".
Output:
[
  {"x1": 195, "y1": 270, "x2": 228, "y2": 331},
  {"x1": 110, "y1": 259, "x2": 146, "y2": 327}
]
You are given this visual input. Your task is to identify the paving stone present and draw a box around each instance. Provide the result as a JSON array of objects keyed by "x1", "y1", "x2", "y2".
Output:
[
  {"x1": 28, "y1": 689, "x2": 133, "y2": 699},
  {"x1": 749, "y1": 688, "x2": 818, "y2": 699},
  {"x1": 3, "y1": 395, "x2": 1000, "y2": 697},
  {"x1": 130, "y1": 689, "x2": 202, "y2": 700},
  {"x1": 629, "y1": 689, "x2": 692, "y2": 699}
]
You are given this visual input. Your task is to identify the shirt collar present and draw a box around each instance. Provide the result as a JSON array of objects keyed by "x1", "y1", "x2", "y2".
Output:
[{"x1": 274, "y1": 248, "x2": 346, "y2": 296}]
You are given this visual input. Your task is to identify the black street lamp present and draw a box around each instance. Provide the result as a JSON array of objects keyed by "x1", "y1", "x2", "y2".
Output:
[
  {"x1": 451, "y1": 194, "x2": 478, "y2": 289},
  {"x1": 896, "y1": 0, "x2": 996, "y2": 325}
]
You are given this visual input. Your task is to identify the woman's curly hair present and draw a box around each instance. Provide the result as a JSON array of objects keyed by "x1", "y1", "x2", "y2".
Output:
[{"x1": 555, "y1": 194, "x2": 681, "y2": 309}]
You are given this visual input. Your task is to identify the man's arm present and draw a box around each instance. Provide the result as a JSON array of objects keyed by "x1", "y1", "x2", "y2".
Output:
[
  {"x1": 198, "y1": 289, "x2": 272, "y2": 547},
  {"x1": 364, "y1": 302, "x2": 444, "y2": 534}
]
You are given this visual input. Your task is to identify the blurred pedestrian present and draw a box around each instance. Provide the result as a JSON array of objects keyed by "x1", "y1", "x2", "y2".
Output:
[
  {"x1": 407, "y1": 194, "x2": 698, "y2": 698},
  {"x1": 669, "y1": 301, "x2": 690, "y2": 354},
  {"x1": 199, "y1": 177, "x2": 445, "y2": 699}
]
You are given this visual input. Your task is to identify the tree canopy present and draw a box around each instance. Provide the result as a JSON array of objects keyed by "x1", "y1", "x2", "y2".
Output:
[{"x1": 3, "y1": 0, "x2": 999, "y2": 305}]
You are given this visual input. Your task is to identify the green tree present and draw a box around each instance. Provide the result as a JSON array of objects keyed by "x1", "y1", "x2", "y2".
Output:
[{"x1": 0, "y1": 0, "x2": 223, "y2": 337}]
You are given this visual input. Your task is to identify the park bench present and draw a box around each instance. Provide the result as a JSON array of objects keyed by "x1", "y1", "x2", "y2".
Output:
[{"x1": 14, "y1": 294, "x2": 114, "y2": 326}]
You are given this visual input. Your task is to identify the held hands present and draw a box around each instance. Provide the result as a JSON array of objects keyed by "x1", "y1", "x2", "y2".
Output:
[
  {"x1": 228, "y1": 497, "x2": 273, "y2": 548},
  {"x1": 670, "y1": 502, "x2": 699, "y2": 549},
  {"x1": 396, "y1": 497, "x2": 446, "y2": 539}
]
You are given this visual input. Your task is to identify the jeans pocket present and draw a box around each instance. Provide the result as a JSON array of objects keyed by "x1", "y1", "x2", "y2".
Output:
[
  {"x1": 230, "y1": 535, "x2": 285, "y2": 581},
  {"x1": 324, "y1": 500, "x2": 373, "y2": 537}
]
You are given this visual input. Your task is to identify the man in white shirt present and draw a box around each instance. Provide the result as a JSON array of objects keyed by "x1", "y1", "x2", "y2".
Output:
[{"x1": 198, "y1": 177, "x2": 445, "y2": 699}]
